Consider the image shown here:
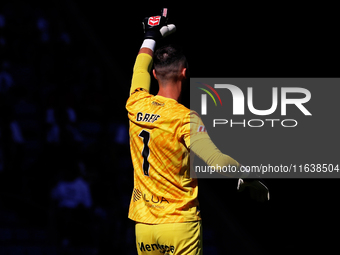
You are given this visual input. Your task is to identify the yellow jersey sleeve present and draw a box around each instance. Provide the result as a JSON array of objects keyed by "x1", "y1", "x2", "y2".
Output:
[
  {"x1": 130, "y1": 53, "x2": 153, "y2": 95},
  {"x1": 179, "y1": 110, "x2": 209, "y2": 150},
  {"x1": 189, "y1": 112, "x2": 240, "y2": 176}
]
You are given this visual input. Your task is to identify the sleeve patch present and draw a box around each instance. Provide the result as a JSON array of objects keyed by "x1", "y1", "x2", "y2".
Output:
[{"x1": 197, "y1": 125, "x2": 207, "y2": 133}]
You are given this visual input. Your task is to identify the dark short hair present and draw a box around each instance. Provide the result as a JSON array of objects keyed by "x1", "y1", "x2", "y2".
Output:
[{"x1": 153, "y1": 45, "x2": 187, "y2": 82}]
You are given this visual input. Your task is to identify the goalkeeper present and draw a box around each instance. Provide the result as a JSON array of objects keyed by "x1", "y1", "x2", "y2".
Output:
[{"x1": 126, "y1": 8, "x2": 269, "y2": 255}]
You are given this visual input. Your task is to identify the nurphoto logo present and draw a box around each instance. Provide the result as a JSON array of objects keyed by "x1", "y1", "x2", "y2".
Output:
[
  {"x1": 191, "y1": 78, "x2": 339, "y2": 179},
  {"x1": 198, "y1": 82, "x2": 312, "y2": 128}
]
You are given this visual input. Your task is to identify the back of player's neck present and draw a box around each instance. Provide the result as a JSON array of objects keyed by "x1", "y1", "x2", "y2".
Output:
[{"x1": 157, "y1": 82, "x2": 181, "y2": 102}]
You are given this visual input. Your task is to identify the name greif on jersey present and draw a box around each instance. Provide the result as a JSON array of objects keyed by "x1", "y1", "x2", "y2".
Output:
[{"x1": 136, "y1": 112, "x2": 161, "y2": 123}]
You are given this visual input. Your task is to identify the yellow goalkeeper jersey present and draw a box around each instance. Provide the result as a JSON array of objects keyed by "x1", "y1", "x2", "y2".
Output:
[
  {"x1": 126, "y1": 53, "x2": 239, "y2": 224},
  {"x1": 126, "y1": 87, "x2": 202, "y2": 224}
]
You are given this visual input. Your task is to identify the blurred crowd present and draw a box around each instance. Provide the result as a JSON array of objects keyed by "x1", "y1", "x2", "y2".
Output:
[{"x1": 0, "y1": 2, "x2": 135, "y2": 254}]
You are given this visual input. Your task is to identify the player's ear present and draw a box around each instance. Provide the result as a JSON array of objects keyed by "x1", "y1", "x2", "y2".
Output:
[
  {"x1": 181, "y1": 68, "x2": 187, "y2": 79},
  {"x1": 153, "y1": 69, "x2": 158, "y2": 80}
]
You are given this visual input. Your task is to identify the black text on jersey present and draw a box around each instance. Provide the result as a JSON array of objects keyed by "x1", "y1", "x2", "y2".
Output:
[{"x1": 136, "y1": 112, "x2": 161, "y2": 123}]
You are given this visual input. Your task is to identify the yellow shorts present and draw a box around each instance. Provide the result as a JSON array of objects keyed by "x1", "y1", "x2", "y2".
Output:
[{"x1": 135, "y1": 220, "x2": 203, "y2": 255}]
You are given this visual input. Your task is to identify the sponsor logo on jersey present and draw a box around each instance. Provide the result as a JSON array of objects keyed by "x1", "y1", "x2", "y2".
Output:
[
  {"x1": 138, "y1": 242, "x2": 175, "y2": 254},
  {"x1": 133, "y1": 188, "x2": 142, "y2": 202},
  {"x1": 152, "y1": 101, "x2": 165, "y2": 107},
  {"x1": 134, "y1": 190, "x2": 170, "y2": 207},
  {"x1": 143, "y1": 193, "x2": 169, "y2": 204}
]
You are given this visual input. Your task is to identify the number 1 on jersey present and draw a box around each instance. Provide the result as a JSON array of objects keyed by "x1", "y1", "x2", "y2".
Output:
[{"x1": 138, "y1": 130, "x2": 150, "y2": 176}]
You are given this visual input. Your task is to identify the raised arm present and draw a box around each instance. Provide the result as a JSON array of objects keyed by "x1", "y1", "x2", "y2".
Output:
[
  {"x1": 130, "y1": 45, "x2": 154, "y2": 95},
  {"x1": 130, "y1": 8, "x2": 176, "y2": 95}
]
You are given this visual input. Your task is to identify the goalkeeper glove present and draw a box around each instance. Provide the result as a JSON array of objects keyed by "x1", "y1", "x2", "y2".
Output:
[
  {"x1": 142, "y1": 8, "x2": 176, "y2": 41},
  {"x1": 237, "y1": 178, "x2": 270, "y2": 202}
]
